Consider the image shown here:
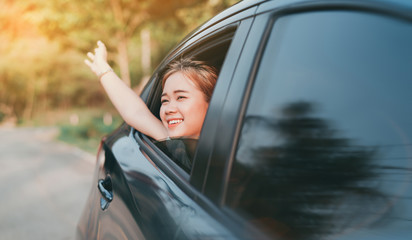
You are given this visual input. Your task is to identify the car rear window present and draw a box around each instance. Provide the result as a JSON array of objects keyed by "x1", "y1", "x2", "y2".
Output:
[{"x1": 226, "y1": 10, "x2": 412, "y2": 239}]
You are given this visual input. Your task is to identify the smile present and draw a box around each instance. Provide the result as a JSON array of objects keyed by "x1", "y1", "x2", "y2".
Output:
[{"x1": 168, "y1": 119, "x2": 183, "y2": 125}]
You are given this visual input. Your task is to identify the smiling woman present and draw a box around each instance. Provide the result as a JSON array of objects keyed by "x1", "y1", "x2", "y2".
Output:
[
  {"x1": 84, "y1": 41, "x2": 217, "y2": 140},
  {"x1": 160, "y1": 59, "x2": 217, "y2": 138}
]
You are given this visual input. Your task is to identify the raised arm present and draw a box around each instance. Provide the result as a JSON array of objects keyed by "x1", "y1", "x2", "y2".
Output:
[{"x1": 84, "y1": 41, "x2": 168, "y2": 140}]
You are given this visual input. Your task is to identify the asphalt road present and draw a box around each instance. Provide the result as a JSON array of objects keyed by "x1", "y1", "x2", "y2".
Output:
[{"x1": 0, "y1": 127, "x2": 95, "y2": 240}]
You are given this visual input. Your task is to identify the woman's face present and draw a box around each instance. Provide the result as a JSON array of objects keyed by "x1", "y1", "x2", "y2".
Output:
[{"x1": 160, "y1": 72, "x2": 209, "y2": 138}]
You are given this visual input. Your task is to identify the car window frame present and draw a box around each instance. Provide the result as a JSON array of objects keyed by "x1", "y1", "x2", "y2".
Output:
[
  {"x1": 200, "y1": 11, "x2": 273, "y2": 204},
  {"x1": 140, "y1": 26, "x2": 238, "y2": 181},
  {"x1": 133, "y1": 16, "x2": 256, "y2": 200}
]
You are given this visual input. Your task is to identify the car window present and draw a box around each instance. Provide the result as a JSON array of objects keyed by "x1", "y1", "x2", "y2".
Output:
[
  {"x1": 225, "y1": 10, "x2": 412, "y2": 239},
  {"x1": 142, "y1": 28, "x2": 237, "y2": 174},
  {"x1": 153, "y1": 138, "x2": 198, "y2": 173}
]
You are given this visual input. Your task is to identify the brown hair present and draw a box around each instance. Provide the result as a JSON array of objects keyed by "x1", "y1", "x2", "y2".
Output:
[{"x1": 162, "y1": 58, "x2": 218, "y2": 102}]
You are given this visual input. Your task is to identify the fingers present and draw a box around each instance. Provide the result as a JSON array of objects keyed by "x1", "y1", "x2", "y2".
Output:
[
  {"x1": 86, "y1": 41, "x2": 104, "y2": 57},
  {"x1": 95, "y1": 41, "x2": 106, "y2": 53},
  {"x1": 85, "y1": 41, "x2": 107, "y2": 72},
  {"x1": 97, "y1": 40, "x2": 106, "y2": 49},
  {"x1": 95, "y1": 41, "x2": 107, "y2": 58},
  {"x1": 84, "y1": 59, "x2": 93, "y2": 68},
  {"x1": 87, "y1": 52, "x2": 94, "y2": 60}
]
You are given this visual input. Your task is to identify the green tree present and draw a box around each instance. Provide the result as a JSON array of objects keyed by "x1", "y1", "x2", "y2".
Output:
[
  {"x1": 0, "y1": 0, "x2": 100, "y2": 121},
  {"x1": 0, "y1": 0, "x2": 240, "y2": 123},
  {"x1": 24, "y1": 0, "x2": 207, "y2": 87}
]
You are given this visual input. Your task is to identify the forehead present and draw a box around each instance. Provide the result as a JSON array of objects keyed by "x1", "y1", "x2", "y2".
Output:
[{"x1": 162, "y1": 72, "x2": 198, "y2": 92}]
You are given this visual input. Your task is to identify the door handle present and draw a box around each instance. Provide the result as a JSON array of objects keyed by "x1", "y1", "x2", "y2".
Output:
[{"x1": 98, "y1": 176, "x2": 113, "y2": 210}]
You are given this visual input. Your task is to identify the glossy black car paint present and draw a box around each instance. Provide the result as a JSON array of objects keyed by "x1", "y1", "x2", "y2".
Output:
[{"x1": 77, "y1": 0, "x2": 412, "y2": 239}]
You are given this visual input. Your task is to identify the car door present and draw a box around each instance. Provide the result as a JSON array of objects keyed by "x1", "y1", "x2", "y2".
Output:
[
  {"x1": 76, "y1": 122, "x2": 148, "y2": 240},
  {"x1": 202, "y1": 1, "x2": 412, "y2": 239},
  {"x1": 132, "y1": 15, "x2": 258, "y2": 240}
]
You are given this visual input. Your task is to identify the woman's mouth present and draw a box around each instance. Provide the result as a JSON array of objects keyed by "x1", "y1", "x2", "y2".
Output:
[{"x1": 168, "y1": 119, "x2": 183, "y2": 127}]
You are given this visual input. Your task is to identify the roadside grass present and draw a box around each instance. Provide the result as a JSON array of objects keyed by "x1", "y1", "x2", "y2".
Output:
[{"x1": 22, "y1": 109, "x2": 123, "y2": 154}]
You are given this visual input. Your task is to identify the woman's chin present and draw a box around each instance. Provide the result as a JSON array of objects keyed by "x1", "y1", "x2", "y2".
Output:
[
  {"x1": 167, "y1": 131, "x2": 192, "y2": 139},
  {"x1": 167, "y1": 131, "x2": 181, "y2": 138}
]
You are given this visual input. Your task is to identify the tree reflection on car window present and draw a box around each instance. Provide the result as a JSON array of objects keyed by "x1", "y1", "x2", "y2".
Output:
[
  {"x1": 227, "y1": 101, "x2": 392, "y2": 239},
  {"x1": 226, "y1": 10, "x2": 412, "y2": 239}
]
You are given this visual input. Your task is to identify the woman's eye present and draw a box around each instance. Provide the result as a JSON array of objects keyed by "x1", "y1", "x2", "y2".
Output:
[
  {"x1": 177, "y1": 96, "x2": 186, "y2": 100},
  {"x1": 161, "y1": 99, "x2": 169, "y2": 104}
]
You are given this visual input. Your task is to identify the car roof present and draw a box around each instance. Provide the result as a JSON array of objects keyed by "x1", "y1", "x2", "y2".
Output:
[
  {"x1": 175, "y1": 0, "x2": 264, "y2": 47},
  {"x1": 163, "y1": 0, "x2": 412, "y2": 66},
  {"x1": 181, "y1": 0, "x2": 412, "y2": 45}
]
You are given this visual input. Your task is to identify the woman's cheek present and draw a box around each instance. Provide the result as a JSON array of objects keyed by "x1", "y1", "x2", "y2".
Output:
[{"x1": 159, "y1": 108, "x2": 166, "y2": 126}]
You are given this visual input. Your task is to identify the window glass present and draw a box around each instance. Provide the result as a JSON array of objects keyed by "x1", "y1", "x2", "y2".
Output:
[
  {"x1": 154, "y1": 138, "x2": 198, "y2": 173},
  {"x1": 226, "y1": 11, "x2": 412, "y2": 239}
]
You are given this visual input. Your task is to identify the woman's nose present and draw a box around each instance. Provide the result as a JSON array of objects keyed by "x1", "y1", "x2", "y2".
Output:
[{"x1": 164, "y1": 101, "x2": 177, "y2": 114}]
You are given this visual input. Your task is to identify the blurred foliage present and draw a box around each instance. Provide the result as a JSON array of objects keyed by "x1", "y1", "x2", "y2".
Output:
[
  {"x1": 0, "y1": 0, "x2": 238, "y2": 149},
  {"x1": 57, "y1": 110, "x2": 123, "y2": 153},
  {"x1": 0, "y1": 0, "x2": 238, "y2": 125}
]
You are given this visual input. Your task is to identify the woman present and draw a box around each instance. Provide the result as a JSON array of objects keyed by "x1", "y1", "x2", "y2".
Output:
[{"x1": 85, "y1": 41, "x2": 217, "y2": 140}]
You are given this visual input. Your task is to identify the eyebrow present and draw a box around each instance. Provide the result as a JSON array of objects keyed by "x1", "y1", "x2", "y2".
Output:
[{"x1": 161, "y1": 89, "x2": 189, "y2": 97}]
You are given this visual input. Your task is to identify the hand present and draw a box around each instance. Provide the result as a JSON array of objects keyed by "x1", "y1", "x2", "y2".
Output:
[{"x1": 84, "y1": 41, "x2": 112, "y2": 77}]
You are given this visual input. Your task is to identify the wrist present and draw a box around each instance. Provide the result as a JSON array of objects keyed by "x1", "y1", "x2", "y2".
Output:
[{"x1": 98, "y1": 68, "x2": 114, "y2": 80}]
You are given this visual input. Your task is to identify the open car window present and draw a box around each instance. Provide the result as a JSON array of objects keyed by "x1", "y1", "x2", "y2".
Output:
[{"x1": 138, "y1": 26, "x2": 238, "y2": 176}]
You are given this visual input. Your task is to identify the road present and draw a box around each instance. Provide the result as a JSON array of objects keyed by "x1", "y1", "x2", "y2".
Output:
[{"x1": 0, "y1": 127, "x2": 95, "y2": 240}]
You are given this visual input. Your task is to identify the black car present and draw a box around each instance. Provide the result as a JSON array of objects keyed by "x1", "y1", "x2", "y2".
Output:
[{"x1": 77, "y1": 0, "x2": 412, "y2": 239}]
